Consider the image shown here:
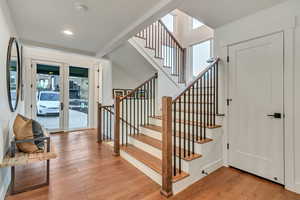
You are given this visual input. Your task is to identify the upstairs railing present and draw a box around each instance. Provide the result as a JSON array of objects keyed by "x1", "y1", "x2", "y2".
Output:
[
  {"x1": 161, "y1": 57, "x2": 220, "y2": 195},
  {"x1": 136, "y1": 20, "x2": 186, "y2": 83},
  {"x1": 113, "y1": 73, "x2": 158, "y2": 155}
]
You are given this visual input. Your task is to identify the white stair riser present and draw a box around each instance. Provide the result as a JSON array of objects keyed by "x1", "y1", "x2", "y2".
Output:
[
  {"x1": 120, "y1": 150, "x2": 162, "y2": 185},
  {"x1": 149, "y1": 118, "x2": 217, "y2": 138},
  {"x1": 169, "y1": 113, "x2": 223, "y2": 125},
  {"x1": 140, "y1": 126, "x2": 162, "y2": 140},
  {"x1": 129, "y1": 136, "x2": 190, "y2": 172}
]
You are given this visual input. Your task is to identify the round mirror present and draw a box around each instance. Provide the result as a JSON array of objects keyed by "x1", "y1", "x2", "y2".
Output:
[{"x1": 6, "y1": 37, "x2": 21, "y2": 112}]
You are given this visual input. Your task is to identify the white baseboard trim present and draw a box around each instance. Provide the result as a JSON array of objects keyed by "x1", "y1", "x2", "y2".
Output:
[{"x1": 0, "y1": 170, "x2": 10, "y2": 200}]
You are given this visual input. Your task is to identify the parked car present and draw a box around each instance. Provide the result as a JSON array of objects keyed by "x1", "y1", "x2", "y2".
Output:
[{"x1": 37, "y1": 91, "x2": 60, "y2": 116}]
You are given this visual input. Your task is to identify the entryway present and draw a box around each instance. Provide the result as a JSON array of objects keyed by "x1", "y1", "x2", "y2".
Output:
[
  {"x1": 31, "y1": 60, "x2": 90, "y2": 132},
  {"x1": 228, "y1": 32, "x2": 284, "y2": 184}
]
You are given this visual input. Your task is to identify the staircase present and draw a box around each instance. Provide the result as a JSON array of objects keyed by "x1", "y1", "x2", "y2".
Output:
[
  {"x1": 98, "y1": 20, "x2": 224, "y2": 196},
  {"x1": 129, "y1": 20, "x2": 186, "y2": 88}
]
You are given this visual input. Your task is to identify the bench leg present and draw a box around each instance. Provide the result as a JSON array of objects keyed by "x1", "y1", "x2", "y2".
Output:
[{"x1": 10, "y1": 160, "x2": 50, "y2": 195}]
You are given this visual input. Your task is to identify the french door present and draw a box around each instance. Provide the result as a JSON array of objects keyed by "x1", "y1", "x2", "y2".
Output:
[
  {"x1": 228, "y1": 32, "x2": 284, "y2": 184},
  {"x1": 31, "y1": 61, "x2": 89, "y2": 132}
]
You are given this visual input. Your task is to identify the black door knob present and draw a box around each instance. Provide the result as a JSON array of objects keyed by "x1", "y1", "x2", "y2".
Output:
[{"x1": 267, "y1": 113, "x2": 281, "y2": 119}]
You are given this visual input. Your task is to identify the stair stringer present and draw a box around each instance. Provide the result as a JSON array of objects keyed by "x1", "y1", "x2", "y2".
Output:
[
  {"x1": 119, "y1": 123, "x2": 224, "y2": 195},
  {"x1": 129, "y1": 37, "x2": 184, "y2": 89}
]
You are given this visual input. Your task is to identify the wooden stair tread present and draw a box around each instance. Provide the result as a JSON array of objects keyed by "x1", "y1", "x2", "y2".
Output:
[
  {"x1": 141, "y1": 124, "x2": 214, "y2": 145},
  {"x1": 130, "y1": 134, "x2": 202, "y2": 161},
  {"x1": 121, "y1": 145, "x2": 189, "y2": 182},
  {"x1": 150, "y1": 116, "x2": 221, "y2": 129}
]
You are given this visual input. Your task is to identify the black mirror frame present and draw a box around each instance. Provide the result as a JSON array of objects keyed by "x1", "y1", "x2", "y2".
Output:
[{"x1": 6, "y1": 37, "x2": 21, "y2": 112}]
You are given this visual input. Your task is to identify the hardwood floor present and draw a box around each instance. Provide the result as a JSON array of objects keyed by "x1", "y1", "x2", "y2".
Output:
[{"x1": 7, "y1": 129, "x2": 300, "y2": 200}]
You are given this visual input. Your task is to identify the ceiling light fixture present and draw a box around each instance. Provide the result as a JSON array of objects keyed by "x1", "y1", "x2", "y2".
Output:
[
  {"x1": 74, "y1": 2, "x2": 89, "y2": 12},
  {"x1": 62, "y1": 30, "x2": 74, "y2": 36}
]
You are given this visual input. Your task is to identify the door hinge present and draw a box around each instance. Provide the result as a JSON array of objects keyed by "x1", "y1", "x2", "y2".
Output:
[
  {"x1": 227, "y1": 143, "x2": 230, "y2": 150},
  {"x1": 226, "y1": 99, "x2": 232, "y2": 106},
  {"x1": 227, "y1": 56, "x2": 230, "y2": 63}
]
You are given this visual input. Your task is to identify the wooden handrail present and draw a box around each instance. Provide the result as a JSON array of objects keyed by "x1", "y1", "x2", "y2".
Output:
[
  {"x1": 173, "y1": 57, "x2": 219, "y2": 102},
  {"x1": 120, "y1": 73, "x2": 158, "y2": 101},
  {"x1": 157, "y1": 19, "x2": 184, "y2": 50},
  {"x1": 101, "y1": 105, "x2": 138, "y2": 131}
]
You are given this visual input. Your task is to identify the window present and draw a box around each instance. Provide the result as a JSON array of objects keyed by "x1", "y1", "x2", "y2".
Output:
[
  {"x1": 161, "y1": 14, "x2": 174, "y2": 32},
  {"x1": 192, "y1": 18, "x2": 203, "y2": 29},
  {"x1": 191, "y1": 40, "x2": 212, "y2": 76}
]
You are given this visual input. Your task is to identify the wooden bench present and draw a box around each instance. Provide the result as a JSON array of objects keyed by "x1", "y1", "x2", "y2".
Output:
[{"x1": 0, "y1": 131, "x2": 57, "y2": 194}]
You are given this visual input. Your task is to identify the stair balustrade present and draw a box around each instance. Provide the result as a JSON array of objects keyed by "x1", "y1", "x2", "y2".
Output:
[
  {"x1": 161, "y1": 57, "x2": 220, "y2": 193},
  {"x1": 136, "y1": 20, "x2": 186, "y2": 83},
  {"x1": 113, "y1": 73, "x2": 158, "y2": 155}
]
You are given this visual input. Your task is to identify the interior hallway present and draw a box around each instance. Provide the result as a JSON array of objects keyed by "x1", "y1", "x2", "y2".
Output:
[{"x1": 6, "y1": 130, "x2": 300, "y2": 200}]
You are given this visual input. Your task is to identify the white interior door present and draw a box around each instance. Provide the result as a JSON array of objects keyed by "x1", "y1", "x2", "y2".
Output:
[{"x1": 228, "y1": 32, "x2": 284, "y2": 184}]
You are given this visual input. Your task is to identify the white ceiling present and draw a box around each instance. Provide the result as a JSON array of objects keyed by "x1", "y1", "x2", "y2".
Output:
[
  {"x1": 7, "y1": 0, "x2": 163, "y2": 56},
  {"x1": 178, "y1": 0, "x2": 288, "y2": 28},
  {"x1": 7, "y1": 0, "x2": 288, "y2": 56}
]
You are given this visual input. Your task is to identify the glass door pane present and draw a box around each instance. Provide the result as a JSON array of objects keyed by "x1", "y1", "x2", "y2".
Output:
[
  {"x1": 68, "y1": 66, "x2": 89, "y2": 129},
  {"x1": 36, "y1": 64, "x2": 62, "y2": 130}
]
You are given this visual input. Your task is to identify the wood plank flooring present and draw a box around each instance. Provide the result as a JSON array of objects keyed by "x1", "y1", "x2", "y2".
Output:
[{"x1": 7, "y1": 129, "x2": 300, "y2": 200}]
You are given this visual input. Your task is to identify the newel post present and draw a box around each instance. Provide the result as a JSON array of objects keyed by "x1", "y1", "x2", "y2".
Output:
[
  {"x1": 113, "y1": 97, "x2": 121, "y2": 156},
  {"x1": 97, "y1": 102, "x2": 102, "y2": 143},
  {"x1": 160, "y1": 96, "x2": 173, "y2": 197}
]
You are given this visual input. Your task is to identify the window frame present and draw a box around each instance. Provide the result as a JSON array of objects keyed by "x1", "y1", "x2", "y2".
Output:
[
  {"x1": 190, "y1": 38, "x2": 214, "y2": 78},
  {"x1": 191, "y1": 17, "x2": 204, "y2": 30},
  {"x1": 161, "y1": 13, "x2": 176, "y2": 33}
]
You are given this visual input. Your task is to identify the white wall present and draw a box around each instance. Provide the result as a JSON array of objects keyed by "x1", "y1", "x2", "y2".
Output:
[
  {"x1": 105, "y1": 42, "x2": 157, "y2": 104},
  {"x1": 0, "y1": 0, "x2": 23, "y2": 199},
  {"x1": 171, "y1": 9, "x2": 214, "y2": 83},
  {"x1": 172, "y1": 9, "x2": 214, "y2": 48},
  {"x1": 22, "y1": 46, "x2": 104, "y2": 129},
  {"x1": 214, "y1": 0, "x2": 300, "y2": 194}
]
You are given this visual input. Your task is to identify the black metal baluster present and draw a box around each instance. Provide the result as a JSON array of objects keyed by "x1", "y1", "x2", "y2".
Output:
[
  {"x1": 137, "y1": 89, "x2": 140, "y2": 133},
  {"x1": 153, "y1": 78, "x2": 156, "y2": 117},
  {"x1": 183, "y1": 93, "x2": 186, "y2": 158},
  {"x1": 134, "y1": 92, "x2": 136, "y2": 135},
  {"x1": 210, "y1": 68, "x2": 213, "y2": 126},
  {"x1": 126, "y1": 98, "x2": 128, "y2": 145},
  {"x1": 178, "y1": 98, "x2": 182, "y2": 173},
  {"x1": 150, "y1": 79, "x2": 153, "y2": 117},
  {"x1": 122, "y1": 102, "x2": 124, "y2": 144},
  {"x1": 196, "y1": 81, "x2": 199, "y2": 142},
  {"x1": 192, "y1": 85, "x2": 195, "y2": 154},
  {"x1": 143, "y1": 85, "x2": 146, "y2": 125},
  {"x1": 109, "y1": 107, "x2": 112, "y2": 140},
  {"x1": 188, "y1": 90, "x2": 191, "y2": 157},
  {"x1": 147, "y1": 82, "x2": 150, "y2": 125},
  {"x1": 173, "y1": 103, "x2": 177, "y2": 176}
]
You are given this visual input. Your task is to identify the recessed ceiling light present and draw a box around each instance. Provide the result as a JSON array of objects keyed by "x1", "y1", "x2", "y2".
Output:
[
  {"x1": 63, "y1": 30, "x2": 74, "y2": 36},
  {"x1": 74, "y1": 2, "x2": 89, "y2": 12}
]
